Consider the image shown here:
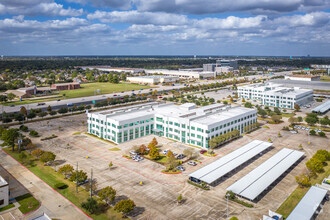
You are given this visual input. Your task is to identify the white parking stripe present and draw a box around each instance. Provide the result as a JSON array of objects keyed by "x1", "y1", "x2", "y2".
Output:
[
  {"x1": 0, "y1": 215, "x2": 4, "y2": 220},
  {"x1": 9, "y1": 212, "x2": 16, "y2": 220}
]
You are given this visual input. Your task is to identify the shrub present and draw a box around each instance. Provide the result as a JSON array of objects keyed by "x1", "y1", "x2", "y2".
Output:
[
  {"x1": 54, "y1": 183, "x2": 68, "y2": 189},
  {"x1": 29, "y1": 130, "x2": 39, "y2": 137},
  {"x1": 309, "y1": 130, "x2": 316, "y2": 135},
  {"x1": 49, "y1": 111, "x2": 57, "y2": 116},
  {"x1": 19, "y1": 125, "x2": 29, "y2": 132},
  {"x1": 318, "y1": 131, "x2": 326, "y2": 137}
]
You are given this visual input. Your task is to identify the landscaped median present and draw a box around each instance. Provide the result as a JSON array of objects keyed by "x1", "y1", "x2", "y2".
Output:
[
  {"x1": 16, "y1": 193, "x2": 40, "y2": 215},
  {"x1": 2, "y1": 147, "x2": 123, "y2": 220}
]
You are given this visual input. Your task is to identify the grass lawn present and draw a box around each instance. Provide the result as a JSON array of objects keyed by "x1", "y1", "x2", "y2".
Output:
[
  {"x1": 276, "y1": 163, "x2": 330, "y2": 218},
  {"x1": 0, "y1": 203, "x2": 15, "y2": 212},
  {"x1": 281, "y1": 113, "x2": 295, "y2": 117},
  {"x1": 161, "y1": 169, "x2": 181, "y2": 174},
  {"x1": 60, "y1": 83, "x2": 150, "y2": 99},
  {"x1": 109, "y1": 147, "x2": 121, "y2": 151},
  {"x1": 15, "y1": 193, "x2": 40, "y2": 214},
  {"x1": 72, "y1": 132, "x2": 81, "y2": 135},
  {"x1": 3, "y1": 148, "x2": 123, "y2": 220},
  {"x1": 320, "y1": 76, "x2": 330, "y2": 82}
]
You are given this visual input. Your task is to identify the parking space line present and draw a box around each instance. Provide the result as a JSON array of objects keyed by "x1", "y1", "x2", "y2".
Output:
[
  {"x1": 9, "y1": 212, "x2": 15, "y2": 220},
  {"x1": 0, "y1": 215, "x2": 4, "y2": 220}
]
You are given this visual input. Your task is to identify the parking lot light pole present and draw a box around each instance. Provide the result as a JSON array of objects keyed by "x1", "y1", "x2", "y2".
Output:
[{"x1": 226, "y1": 193, "x2": 230, "y2": 220}]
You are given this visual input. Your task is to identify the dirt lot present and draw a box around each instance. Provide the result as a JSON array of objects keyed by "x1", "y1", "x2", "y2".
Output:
[{"x1": 17, "y1": 113, "x2": 330, "y2": 220}]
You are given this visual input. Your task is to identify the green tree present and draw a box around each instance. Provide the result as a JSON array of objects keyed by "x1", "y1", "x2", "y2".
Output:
[
  {"x1": 230, "y1": 217, "x2": 239, "y2": 220},
  {"x1": 242, "y1": 98, "x2": 245, "y2": 102},
  {"x1": 295, "y1": 173, "x2": 311, "y2": 188},
  {"x1": 114, "y1": 199, "x2": 136, "y2": 217},
  {"x1": 305, "y1": 116, "x2": 318, "y2": 126},
  {"x1": 98, "y1": 186, "x2": 116, "y2": 204},
  {"x1": 1, "y1": 128, "x2": 19, "y2": 151},
  {"x1": 306, "y1": 157, "x2": 324, "y2": 173},
  {"x1": 288, "y1": 116, "x2": 295, "y2": 125},
  {"x1": 294, "y1": 103, "x2": 300, "y2": 111},
  {"x1": 70, "y1": 170, "x2": 88, "y2": 184},
  {"x1": 40, "y1": 151, "x2": 56, "y2": 164},
  {"x1": 58, "y1": 164, "x2": 74, "y2": 179},
  {"x1": 47, "y1": 105, "x2": 52, "y2": 112},
  {"x1": 167, "y1": 150, "x2": 174, "y2": 158},
  {"x1": 177, "y1": 194, "x2": 182, "y2": 204},
  {"x1": 148, "y1": 146, "x2": 160, "y2": 160},
  {"x1": 38, "y1": 111, "x2": 47, "y2": 118},
  {"x1": 259, "y1": 109, "x2": 267, "y2": 118},
  {"x1": 81, "y1": 198, "x2": 99, "y2": 214},
  {"x1": 7, "y1": 93, "x2": 16, "y2": 101},
  {"x1": 274, "y1": 107, "x2": 281, "y2": 115},
  {"x1": 297, "y1": 116, "x2": 303, "y2": 122},
  {"x1": 314, "y1": 150, "x2": 330, "y2": 161},
  {"x1": 244, "y1": 102, "x2": 252, "y2": 108},
  {"x1": 271, "y1": 115, "x2": 282, "y2": 123},
  {"x1": 31, "y1": 149, "x2": 44, "y2": 159},
  {"x1": 108, "y1": 161, "x2": 113, "y2": 169}
]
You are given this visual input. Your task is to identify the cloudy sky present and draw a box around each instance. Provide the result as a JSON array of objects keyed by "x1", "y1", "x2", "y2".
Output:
[{"x1": 0, "y1": 0, "x2": 329, "y2": 56}]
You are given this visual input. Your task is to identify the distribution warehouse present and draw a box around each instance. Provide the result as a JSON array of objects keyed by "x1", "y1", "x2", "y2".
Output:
[
  {"x1": 237, "y1": 83, "x2": 313, "y2": 109},
  {"x1": 87, "y1": 103, "x2": 257, "y2": 148}
]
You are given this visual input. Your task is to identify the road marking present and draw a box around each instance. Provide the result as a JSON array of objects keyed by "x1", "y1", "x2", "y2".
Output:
[
  {"x1": 9, "y1": 212, "x2": 15, "y2": 220},
  {"x1": 0, "y1": 215, "x2": 4, "y2": 220}
]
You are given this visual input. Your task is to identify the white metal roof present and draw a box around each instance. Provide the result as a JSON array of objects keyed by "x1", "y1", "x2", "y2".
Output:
[
  {"x1": 312, "y1": 100, "x2": 330, "y2": 113},
  {"x1": 189, "y1": 140, "x2": 272, "y2": 184},
  {"x1": 287, "y1": 186, "x2": 328, "y2": 220},
  {"x1": 227, "y1": 148, "x2": 304, "y2": 200}
]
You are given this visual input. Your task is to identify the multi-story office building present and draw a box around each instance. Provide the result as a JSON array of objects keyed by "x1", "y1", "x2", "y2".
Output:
[
  {"x1": 203, "y1": 63, "x2": 216, "y2": 72},
  {"x1": 0, "y1": 175, "x2": 9, "y2": 208},
  {"x1": 87, "y1": 103, "x2": 257, "y2": 149},
  {"x1": 237, "y1": 83, "x2": 313, "y2": 109},
  {"x1": 216, "y1": 59, "x2": 238, "y2": 70}
]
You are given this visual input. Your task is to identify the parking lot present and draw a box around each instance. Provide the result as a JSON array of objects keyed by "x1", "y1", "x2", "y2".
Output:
[{"x1": 18, "y1": 113, "x2": 329, "y2": 219}]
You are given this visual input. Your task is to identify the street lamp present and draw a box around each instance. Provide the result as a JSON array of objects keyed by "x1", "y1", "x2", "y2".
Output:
[{"x1": 226, "y1": 193, "x2": 230, "y2": 220}]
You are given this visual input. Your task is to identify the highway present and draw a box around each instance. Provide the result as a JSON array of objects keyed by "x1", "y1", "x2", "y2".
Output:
[{"x1": 0, "y1": 72, "x2": 291, "y2": 114}]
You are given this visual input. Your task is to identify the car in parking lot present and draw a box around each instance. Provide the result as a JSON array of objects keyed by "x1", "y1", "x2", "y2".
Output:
[
  {"x1": 294, "y1": 125, "x2": 298, "y2": 129},
  {"x1": 177, "y1": 154, "x2": 186, "y2": 159},
  {"x1": 37, "y1": 102, "x2": 46, "y2": 106},
  {"x1": 162, "y1": 149, "x2": 169, "y2": 155},
  {"x1": 10, "y1": 105, "x2": 15, "y2": 107},
  {"x1": 200, "y1": 150, "x2": 207, "y2": 154},
  {"x1": 187, "y1": 161, "x2": 197, "y2": 166},
  {"x1": 129, "y1": 150, "x2": 137, "y2": 155},
  {"x1": 132, "y1": 155, "x2": 144, "y2": 162},
  {"x1": 317, "y1": 129, "x2": 322, "y2": 132},
  {"x1": 176, "y1": 166, "x2": 185, "y2": 171},
  {"x1": 113, "y1": 94, "x2": 117, "y2": 96},
  {"x1": 290, "y1": 130, "x2": 298, "y2": 134}
]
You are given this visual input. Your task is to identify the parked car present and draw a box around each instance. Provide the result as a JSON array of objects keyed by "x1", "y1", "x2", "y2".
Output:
[
  {"x1": 200, "y1": 150, "x2": 207, "y2": 154},
  {"x1": 37, "y1": 103, "x2": 46, "y2": 106},
  {"x1": 163, "y1": 149, "x2": 169, "y2": 155},
  {"x1": 113, "y1": 94, "x2": 117, "y2": 96},
  {"x1": 10, "y1": 105, "x2": 15, "y2": 107},
  {"x1": 176, "y1": 166, "x2": 185, "y2": 171},
  {"x1": 177, "y1": 154, "x2": 186, "y2": 159},
  {"x1": 187, "y1": 161, "x2": 197, "y2": 166},
  {"x1": 290, "y1": 131, "x2": 298, "y2": 134},
  {"x1": 129, "y1": 150, "x2": 137, "y2": 155}
]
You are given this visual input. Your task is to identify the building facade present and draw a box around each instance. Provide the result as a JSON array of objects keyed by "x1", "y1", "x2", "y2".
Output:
[
  {"x1": 0, "y1": 175, "x2": 9, "y2": 208},
  {"x1": 87, "y1": 103, "x2": 257, "y2": 149},
  {"x1": 51, "y1": 82, "x2": 80, "y2": 91},
  {"x1": 216, "y1": 60, "x2": 238, "y2": 70},
  {"x1": 127, "y1": 76, "x2": 179, "y2": 84},
  {"x1": 284, "y1": 75, "x2": 320, "y2": 81},
  {"x1": 237, "y1": 83, "x2": 313, "y2": 109}
]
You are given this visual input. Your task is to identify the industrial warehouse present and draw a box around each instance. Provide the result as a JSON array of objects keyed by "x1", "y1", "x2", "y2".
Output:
[{"x1": 87, "y1": 102, "x2": 257, "y2": 148}]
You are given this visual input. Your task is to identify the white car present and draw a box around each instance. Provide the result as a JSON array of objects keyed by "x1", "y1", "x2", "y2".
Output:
[
  {"x1": 187, "y1": 161, "x2": 197, "y2": 166},
  {"x1": 290, "y1": 131, "x2": 298, "y2": 134},
  {"x1": 129, "y1": 150, "x2": 137, "y2": 155}
]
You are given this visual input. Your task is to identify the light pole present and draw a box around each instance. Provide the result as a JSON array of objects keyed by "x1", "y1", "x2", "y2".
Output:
[{"x1": 226, "y1": 193, "x2": 230, "y2": 220}]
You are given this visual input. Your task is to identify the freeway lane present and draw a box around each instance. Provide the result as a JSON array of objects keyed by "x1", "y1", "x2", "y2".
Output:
[{"x1": 0, "y1": 72, "x2": 290, "y2": 114}]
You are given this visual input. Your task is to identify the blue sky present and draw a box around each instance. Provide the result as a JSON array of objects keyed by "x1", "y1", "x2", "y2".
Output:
[{"x1": 0, "y1": 0, "x2": 329, "y2": 56}]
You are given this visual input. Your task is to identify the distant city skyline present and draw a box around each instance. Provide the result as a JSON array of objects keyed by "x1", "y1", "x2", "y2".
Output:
[{"x1": 0, "y1": 0, "x2": 329, "y2": 56}]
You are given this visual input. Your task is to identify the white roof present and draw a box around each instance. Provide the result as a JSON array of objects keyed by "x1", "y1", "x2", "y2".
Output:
[
  {"x1": 312, "y1": 100, "x2": 330, "y2": 113},
  {"x1": 287, "y1": 186, "x2": 328, "y2": 220},
  {"x1": 0, "y1": 175, "x2": 8, "y2": 187},
  {"x1": 189, "y1": 140, "x2": 272, "y2": 184},
  {"x1": 227, "y1": 148, "x2": 304, "y2": 200}
]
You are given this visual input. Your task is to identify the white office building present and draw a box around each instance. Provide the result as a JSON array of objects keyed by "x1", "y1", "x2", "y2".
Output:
[
  {"x1": 0, "y1": 175, "x2": 9, "y2": 208},
  {"x1": 87, "y1": 103, "x2": 257, "y2": 149},
  {"x1": 144, "y1": 69, "x2": 215, "y2": 79},
  {"x1": 237, "y1": 83, "x2": 313, "y2": 109}
]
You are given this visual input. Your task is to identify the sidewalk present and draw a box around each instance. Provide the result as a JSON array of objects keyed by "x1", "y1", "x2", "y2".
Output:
[{"x1": 0, "y1": 150, "x2": 91, "y2": 220}]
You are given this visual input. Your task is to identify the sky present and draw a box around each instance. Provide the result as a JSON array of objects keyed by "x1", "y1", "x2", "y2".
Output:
[{"x1": 0, "y1": 0, "x2": 329, "y2": 56}]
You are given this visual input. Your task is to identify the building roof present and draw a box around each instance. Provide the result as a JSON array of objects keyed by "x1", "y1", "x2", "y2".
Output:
[
  {"x1": 312, "y1": 100, "x2": 330, "y2": 113},
  {"x1": 189, "y1": 140, "x2": 272, "y2": 184},
  {"x1": 227, "y1": 148, "x2": 304, "y2": 201},
  {"x1": 287, "y1": 186, "x2": 327, "y2": 220},
  {"x1": 128, "y1": 75, "x2": 178, "y2": 79},
  {"x1": 0, "y1": 175, "x2": 8, "y2": 187},
  {"x1": 290, "y1": 75, "x2": 320, "y2": 78},
  {"x1": 53, "y1": 82, "x2": 80, "y2": 86}
]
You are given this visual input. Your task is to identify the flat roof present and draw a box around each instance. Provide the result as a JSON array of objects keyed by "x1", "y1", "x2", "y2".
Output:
[
  {"x1": 287, "y1": 186, "x2": 327, "y2": 220},
  {"x1": 0, "y1": 175, "x2": 8, "y2": 187},
  {"x1": 312, "y1": 100, "x2": 330, "y2": 113},
  {"x1": 189, "y1": 140, "x2": 272, "y2": 184},
  {"x1": 227, "y1": 148, "x2": 304, "y2": 201},
  {"x1": 290, "y1": 75, "x2": 319, "y2": 78},
  {"x1": 128, "y1": 75, "x2": 178, "y2": 79},
  {"x1": 53, "y1": 82, "x2": 80, "y2": 86}
]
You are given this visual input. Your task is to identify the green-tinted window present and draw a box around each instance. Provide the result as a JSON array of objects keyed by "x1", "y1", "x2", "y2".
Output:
[
  {"x1": 169, "y1": 121, "x2": 173, "y2": 125},
  {"x1": 175, "y1": 123, "x2": 180, "y2": 127},
  {"x1": 118, "y1": 125, "x2": 122, "y2": 129},
  {"x1": 135, "y1": 121, "x2": 139, "y2": 125},
  {"x1": 191, "y1": 133, "x2": 195, "y2": 137},
  {"x1": 112, "y1": 124, "x2": 116, "y2": 128},
  {"x1": 191, "y1": 126, "x2": 195, "y2": 130},
  {"x1": 182, "y1": 124, "x2": 186, "y2": 128},
  {"x1": 129, "y1": 123, "x2": 134, "y2": 127},
  {"x1": 197, "y1": 135, "x2": 201, "y2": 139},
  {"x1": 124, "y1": 124, "x2": 128, "y2": 128}
]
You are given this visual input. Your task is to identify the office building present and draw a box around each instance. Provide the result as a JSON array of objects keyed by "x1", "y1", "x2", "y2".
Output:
[
  {"x1": 284, "y1": 75, "x2": 320, "y2": 81},
  {"x1": 144, "y1": 69, "x2": 215, "y2": 79},
  {"x1": 0, "y1": 175, "x2": 9, "y2": 208},
  {"x1": 237, "y1": 83, "x2": 313, "y2": 109},
  {"x1": 203, "y1": 64, "x2": 216, "y2": 72},
  {"x1": 87, "y1": 103, "x2": 257, "y2": 148},
  {"x1": 216, "y1": 59, "x2": 238, "y2": 70}
]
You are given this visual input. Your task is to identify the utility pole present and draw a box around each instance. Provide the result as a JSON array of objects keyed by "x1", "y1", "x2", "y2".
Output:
[
  {"x1": 76, "y1": 162, "x2": 78, "y2": 193},
  {"x1": 18, "y1": 134, "x2": 22, "y2": 153},
  {"x1": 226, "y1": 193, "x2": 230, "y2": 220},
  {"x1": 90, "y1": 168, "x2": 93, "y2": 198}
]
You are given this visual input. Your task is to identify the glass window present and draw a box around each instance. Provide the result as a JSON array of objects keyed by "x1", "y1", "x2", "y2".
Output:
[{"x1": 191, "y1": 126, "x2": 195, "y2": 130}]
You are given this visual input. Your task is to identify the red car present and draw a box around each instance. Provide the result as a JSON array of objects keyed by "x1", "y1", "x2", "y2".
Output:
[
  {"x1": 200, "y1": 150, "x2": 207, "y2": 154},
  {"x1": 113, "y1": 94, "x2": 117, "y2": 96}
]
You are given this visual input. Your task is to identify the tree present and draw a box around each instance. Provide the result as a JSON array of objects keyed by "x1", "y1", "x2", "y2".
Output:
[
  {"x1": 294, "y1": 103, "x2": 300, "y2": 111},
  {"x1": 70, "y1": 170, "x2": 88, "y2": 184},
  {"x1": 318, "y1": 131, "x2": 326, "y2": 137},
  {"x1": 244, "y1": 102, "x2": 252, "y2": 108},
  {"x1": 40, "y1": 151, "x2": 56, "y2": 164},
  {"x1": 259, "y1": 109, "x2": 267, "y2": 118},
  {"x1": 38, "y1": 111, "x2": 47, "y2": 118},
  {"x1": 58, "y1": 164, "x2": 74, "y2": 178},
  {"x1": 242, "y1": 98, "x2": 245, "y2": 102},
  {"x1": 1, "y1": 128, "x2": 19, "y2": 151},
  {"x1": 305, "y1": 116, "x2": 318, "y2": 126},
  {"x1": 230, "y1": 217, "x2": 238, "y2": 220},
  {"x1": 315, "y1": 150, "x2": 330, "y2": 161},
  {"x1": 151, "y1": 137, "x2": 158, "y2": 146},
  {"x1": 177, "y1": 194, "x2": 182, "y2": 204},
  {"x1": 14, "y1": 113, "x2": 25, "y2": 122},
  {"x1": 166, "y1": 156, "x2": 179, "y2": 170},
  {"x1": 114, "y1": 199, "x2": 136, "y2": 217},
  {"x1": 298, "y1": 144, "x2": 303, "y2": 150},
  {"x1": 297, "y1": 116, "x2": 303, "y2": 122},
  {"x1": 183, "y1": 149, "x2": 193, "y2": 159},
  {"x1": 20, "y1": 106, "x2": 27, "y2": 117},
  {"x1": 81, "y1": 198, "x2": 99, "y2": 214},
  {"x1": 288, "y1": 116, "x2": 295, "y2": 125},
  {"x1": 27, "y1": 112, "x2": 36, "y2": 119},
  {"x1": 234, "y1": 92, "x2": 238, "y2": 99},
  {"x1": 18, "y1": 152, "x2": 29, "y2": 165},
  {"x1": 309, "y1": 130, "x2": 316, "y2": 135},
  {"x1": 271, "y1": 115, "x2": 282, "y2": 123},
  {"x1": 306, "y1": 157, "x2": 324, "y2": 173},
  {"x1": 320, "y1": 118, "x2": 329, "y2": 127},
  {"x1": 167, "y1": 150, "x2": 174, "y2": 158},
  {"x1": 295, "y1": 173, "x2": 311, "y2": 188},
  {"x1": 25, "y1": 143, "x2": 37, "y2": 154},
  {"x1": 98, "y1": 186, "x2": 116, "y2": 204},
  {"x1": 148, "y1": 146, "x2": 160, "y2": 160},
  {"x1": 138, "y1": 144, "x2": 147, "y2": 155},
  {"x1": 108, "y1": 161, "x2": 113, "y2": 169},
  {"x1": 274, "y1": 107, "x2": 281, "y2": 115},
  {"x1": 85, "y1": 178, "x2": 98, "y2": 195},
  {"x1": 46, "y1": 105, "x2": 52, "y2": 112},
  {"x1": 7, "y1": 93, "x2": 16, "y2": 101}
]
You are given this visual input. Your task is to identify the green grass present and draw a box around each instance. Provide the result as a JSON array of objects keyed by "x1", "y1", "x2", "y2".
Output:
[
  {"x1": 281, "y1": 113, "x2": 295, "y2": 117},
  {"x1": 0, "y1": 203, "x2": 15, "y2": 212},
  {"x1": 320, "y1": 76, "x2": 330, "y2": 82},
  {"x1": 60, "y1": 83, "x2": 150, "y2": 99},
  {"x1": 263, "y1": 126, "x2": 270, "y2": 129},
  {"x1": 161, "y1": 169, "x2": 181, "y2": 174},
  {"x1": 3, "y1": 148, "x2": 123, "y2": 220},
  {"x1": 109, "y1": 147, "x2": 121, "y2": 151},
  {"x1": 15, "y1": 193, "x2": 40, "y2": 214},
  {"x1": 73, "y1": 132, "x2": 81, "y2": 135},
  {"x1": 276, "y1": 163, "x2": 330, "y2": 218}
]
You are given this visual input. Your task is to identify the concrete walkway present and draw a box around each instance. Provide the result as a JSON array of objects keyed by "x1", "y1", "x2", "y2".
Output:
[{"x1": 0, "y1": 150, "x2": 91, "y2": 220}]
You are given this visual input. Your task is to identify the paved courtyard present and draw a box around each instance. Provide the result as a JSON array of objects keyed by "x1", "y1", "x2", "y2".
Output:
[{"x1": 16, "y1": 113, "x2": 330, "y2": 220}]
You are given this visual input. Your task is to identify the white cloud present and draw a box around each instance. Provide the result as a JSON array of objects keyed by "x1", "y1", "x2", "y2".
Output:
[
  {"x1": 87, "y1": 10, "x2": 188, "y2": 25},
  {"x1": 0, "y1": 0, "x2": 83, "y2": 17}
]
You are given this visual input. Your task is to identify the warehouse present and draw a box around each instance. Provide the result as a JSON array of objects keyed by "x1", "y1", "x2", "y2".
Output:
[
  {"x1": 144, "y1": 69, "x2": 215, "y2": 79},
  {"x1": 287, "y1": 186, "x2": 328, "y2": 220},
  {"x1": 189, "y1": 140, "x2": 272, "y2": 186},
  {"x1": 237, "y1": 83, "x2": 313, "y2": 109},
  {"x1": 227, "y1": 148, "x2": 304, "y2": 201},
  {"x1": 87, "y1": 103, "x2": 257, "y2": 148},
  {"x1": 127, "y1": 75, "x2": 179, "y2": 84}
]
